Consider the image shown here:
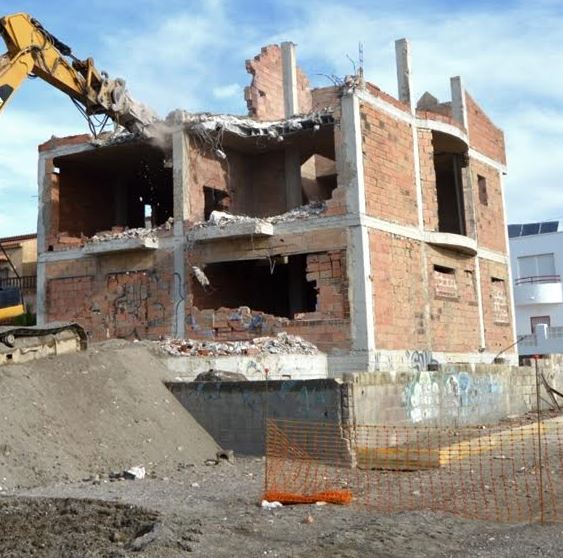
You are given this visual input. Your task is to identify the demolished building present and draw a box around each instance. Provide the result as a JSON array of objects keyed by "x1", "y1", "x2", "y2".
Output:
[{"x1": 35, "y1": 40, "x2": 517, "y2": 373}]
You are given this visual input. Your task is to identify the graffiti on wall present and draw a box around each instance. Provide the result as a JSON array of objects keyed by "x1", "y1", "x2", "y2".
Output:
[
  {"x1": 373, "y1": 349, "x2": 440, "y2": 372},
  {"x1": 407, "y1": 350, "x2": 439, "y2": 373},
  {"x1": 404, "y1": 366, "x2": 503, "y2": 423}
]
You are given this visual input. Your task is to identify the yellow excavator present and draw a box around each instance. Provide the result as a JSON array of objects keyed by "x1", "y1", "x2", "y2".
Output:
[{"x1": 0, "y1": 12, "x2": 157, "y2": 363}]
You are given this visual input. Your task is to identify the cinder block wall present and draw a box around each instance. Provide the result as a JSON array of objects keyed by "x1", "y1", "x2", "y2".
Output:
[
  {"x1": 345, "y1": 358, "x2": 563, "y2": 426},
  {"x1": 167, "y1": 379, "x2": 344, "y2": 454}
]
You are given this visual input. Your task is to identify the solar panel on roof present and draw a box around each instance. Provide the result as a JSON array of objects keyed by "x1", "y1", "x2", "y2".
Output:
[
  {"x1": 522, "y1": 223, "x2": 540, "y2": 236},
  {"x1": 508, "y1": 224, "x2": 522, "y2": 238},
  {"x1": 539, "y1": 221, "x2": 558, "y2": 234}
]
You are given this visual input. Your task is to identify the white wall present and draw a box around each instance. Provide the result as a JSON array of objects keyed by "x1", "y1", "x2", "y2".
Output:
[{"x1": 510, "y1": 229, "x2": 563, "y2": 336}]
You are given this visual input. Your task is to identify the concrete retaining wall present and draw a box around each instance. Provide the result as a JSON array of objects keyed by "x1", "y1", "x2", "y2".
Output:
[
  {"x1": 346, "y1": 361, "x2": 563, "y2": 426},
  {"x1": 167, "y1": 357, "x2": 563, "y2": 455},
  {"x1": 166, "y1": 379, "x2": 342, "y2": 454}
]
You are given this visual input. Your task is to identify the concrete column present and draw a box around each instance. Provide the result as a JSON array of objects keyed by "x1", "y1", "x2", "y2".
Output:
[
  {"x1": 474, "y1": 258, "x2": 487, "y2": 350},
  {"x1": 281, "y1": 41, "x2": 298, "y2": 117},
  {"x1": 172, "y1": 129, "x2": 190, "y2": 233},
  {"x1": 348, "y1": 225, "x2": 376, "y2": 370},
  {"x1": 281, "y1": 42, "x2": 302, "y2": 210},
  {"x1": 450, "y1": 76, "x2": 468, "y2": 129},
  {"x1": 340, "y1": 93, "x2": 376, "y2": 370},
  {"x1": 36, "y1": 153, "x2": 51, "y2": 326},
  {"x1": 499, "y1": 172, "x2": 518, "y2": 349},
  {"x1": 340, "y1": 94, "x2": 366, "y2": 215},
  {"x1": 37, "y1": 154, "x2": 54, "y2": 255},
  {"x1": 395, "y1": 38, "x2": 414, "y2": 112},
  {"x1": 172, "y1": 129, "x2": 190, "y2": 339}
]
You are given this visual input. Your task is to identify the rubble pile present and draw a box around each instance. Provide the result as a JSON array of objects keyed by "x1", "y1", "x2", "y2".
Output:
[
  {"x1": 168, "y1": 110, "x2": 334, "y2": 140},
  {"x1": 161, "y1": 332, "x2": 319, "y2": 357},
  {"x1": 269, "y1": 201, "x2": 326, "y2": 224},
  {"x1": 87, "y1": 219, "x2": 173, "y2": 243},
  {"x1": 193, "y1": 201, "x2": 326, "y2": 230}
]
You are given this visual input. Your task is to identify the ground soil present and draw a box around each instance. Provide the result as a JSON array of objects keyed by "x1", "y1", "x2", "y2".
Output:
[
  {"x1": 0, "y1": 458, "x2": 560, "y2": 557},
  {"x1": 0, "y1": 342, "x2": 561, "y2": 556}
]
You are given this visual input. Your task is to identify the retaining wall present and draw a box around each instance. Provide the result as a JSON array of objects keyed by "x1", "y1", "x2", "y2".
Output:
[
  {"x1": 166, "y1": 379, "x2": 342, "y2": 454},
  {"x1": 167, "y1": 357, "x2": 563, "y2": 455}
]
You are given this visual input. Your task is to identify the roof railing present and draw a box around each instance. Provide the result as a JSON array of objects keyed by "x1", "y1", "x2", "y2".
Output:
[{"x1": 514, "y1": 274, "x2": 560, "y2": 286}]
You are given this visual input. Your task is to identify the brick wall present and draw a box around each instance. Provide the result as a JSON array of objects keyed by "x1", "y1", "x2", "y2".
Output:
[
  {"x1": 185, "y1": 249, "x2": 351, "y2": 353},
  {"x1": 370, "y1": 230, "x2": 427, "y2": 350},
  {"x1": 427, "y1": 246, "x2": 481, "y2": 353},
  {"x1": 466, "y1": 93, "x2": 506, "y2": 164},
  {"x1": 45, "y1": 250, "x2": 175, "y2": 341},
  {"x1": 244, "y1": 45, "x2": 312, "y2": 120},
  {"x1": 470, "y1": 158, "x2": 506, "y2": 253},
  {"x1": 187, "y1": 141, "x2": 236, "y2": 222},
  {"x1": 311, "y1": 86, "x2": 340, "y2": 112},
  {"x1": 58, "y1": 164, "x2": 115, "y2": 238},
  {"x1": 418, "y1": 128, "x2": 439, "y2": 231},
  {"x1": 370, "y1": 230, "x2": 483, "y2": 353},
  {"x1": 479, "y1": 258, "x2": 514, "y2": 353},
  {"x1": 360, "y1": 103, "x2": 418, "y2": 225}
]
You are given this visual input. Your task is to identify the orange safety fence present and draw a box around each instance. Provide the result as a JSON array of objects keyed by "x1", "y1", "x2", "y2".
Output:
[{"x1": 264, "y1": 414, "x2": 563, "y2": 523}]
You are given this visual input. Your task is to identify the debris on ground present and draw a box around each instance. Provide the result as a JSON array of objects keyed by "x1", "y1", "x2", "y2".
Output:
[
  {"x1": 86, "y1": 218, "x2": 174, "y2": 244},
  {"x1": 193, "y1": 201, "x2": 327, "y2": 230},
  {"x1": 261, "y1": 500, "x2": 283, "y2": 510},
  {"x1": 124, "y1": 465, "x2": 146, "y2": 480},
  {"x1": 160, "y1": 332, "x2": 320, "y2": 357}
]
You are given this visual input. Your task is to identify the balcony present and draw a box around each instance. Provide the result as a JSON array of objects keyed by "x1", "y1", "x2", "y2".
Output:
[
  {"x1": 513, "y1": 275, "x2": 563, "y2": 306},
  {"x1": 0, "y1": 275, "x2": 37, "y2": 291},
  {"x1": 424, "y1": 231, "x2": 477, "y2": 255}
]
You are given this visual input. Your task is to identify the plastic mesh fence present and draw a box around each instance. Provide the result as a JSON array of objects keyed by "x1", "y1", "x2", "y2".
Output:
[{"x1": 264, "y1": 415, "x2": 563, "y2": 523}]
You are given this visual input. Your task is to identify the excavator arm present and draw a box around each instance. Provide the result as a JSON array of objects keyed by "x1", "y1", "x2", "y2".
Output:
[{"x1": 0, "y1": 12, "x2": 156, "y2": 134}]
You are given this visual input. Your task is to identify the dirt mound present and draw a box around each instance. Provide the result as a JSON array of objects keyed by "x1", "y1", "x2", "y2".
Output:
[
  {"x1": 0, "y1": 342, "x2": 219, "y2": 489},
  {"x1": 0, "y1": 496, "x2": 198, "y2": 557}
]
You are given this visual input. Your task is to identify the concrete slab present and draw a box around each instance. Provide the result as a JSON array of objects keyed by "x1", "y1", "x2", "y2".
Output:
[
  {"x1": 188, "y1": 221, "x2": 274, "y2": 242},
  {"x1": 82, "y1": 237, "x2": 159, "y2": 255}
]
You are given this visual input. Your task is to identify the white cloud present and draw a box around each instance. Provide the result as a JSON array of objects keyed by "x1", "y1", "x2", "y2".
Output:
[
  {"x1": 97, "y1": 1, "x2": 252, "y2": 115},
  {"x1": 212, "y1": 83, "x2": 241, "y2": 100}
]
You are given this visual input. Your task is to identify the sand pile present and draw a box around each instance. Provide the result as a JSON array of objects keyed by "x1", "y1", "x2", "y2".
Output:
[{"x1": 0, "y1": 341, "x2": 218, "y2": 489}]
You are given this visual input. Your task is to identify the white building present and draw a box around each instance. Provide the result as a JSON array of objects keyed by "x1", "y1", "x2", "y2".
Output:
[{"x1": 509, "y1": 221, "x2": 563, "y2": 356}]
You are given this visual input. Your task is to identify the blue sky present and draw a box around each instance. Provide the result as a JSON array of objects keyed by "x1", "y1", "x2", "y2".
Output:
[{"x1": 1, "y1": 0, "x2": 562, "y2": 236}]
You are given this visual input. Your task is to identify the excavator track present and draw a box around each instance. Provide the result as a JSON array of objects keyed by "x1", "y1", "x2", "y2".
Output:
[{"x1": 0, "y1": 322, "x2": 87, "y2": 365}]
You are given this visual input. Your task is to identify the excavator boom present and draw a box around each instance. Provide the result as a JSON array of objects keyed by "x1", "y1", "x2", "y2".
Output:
[
  {"x1": 0, "y1": 12, "x2": 160, "y2": 362},
  {"x1": 0, "y1": 12, "x2": 156, "y2": 134}
]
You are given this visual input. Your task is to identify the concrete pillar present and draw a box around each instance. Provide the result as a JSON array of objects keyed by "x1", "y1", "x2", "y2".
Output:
[
  {"x1": 172, "y1": 128, "x2": 190, "y2": 339},
  {"x1": 281, "y1": 41, "x2": 299, "y2": 118},
  {"x1": 340, "y1": 93, "x2": 376, "y2": 370},
  {"x1": 450, "y1": 76, "x2": 468, "y2": 129},
  {"x1": 474, "y1": 258, "x2": 487, "y2": 350},
  {"x1": 340, "y1": 94, "x2": 366, "y2": 215},
  {"x1": 281, "y1": 42, "x2": 302, "y2": 210},
  {"x1": 395, "y1": 38, "x2": 414, "y2": 112},
  {"x1": 172, "y1": 129, "x2": 190, "y2": 232},
  {"x1": 499, "y1": 172, "x2": 518, "y2": 350},
  {"x1": 36, "y1": 153, "x2": 52, "y2": 326}
]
